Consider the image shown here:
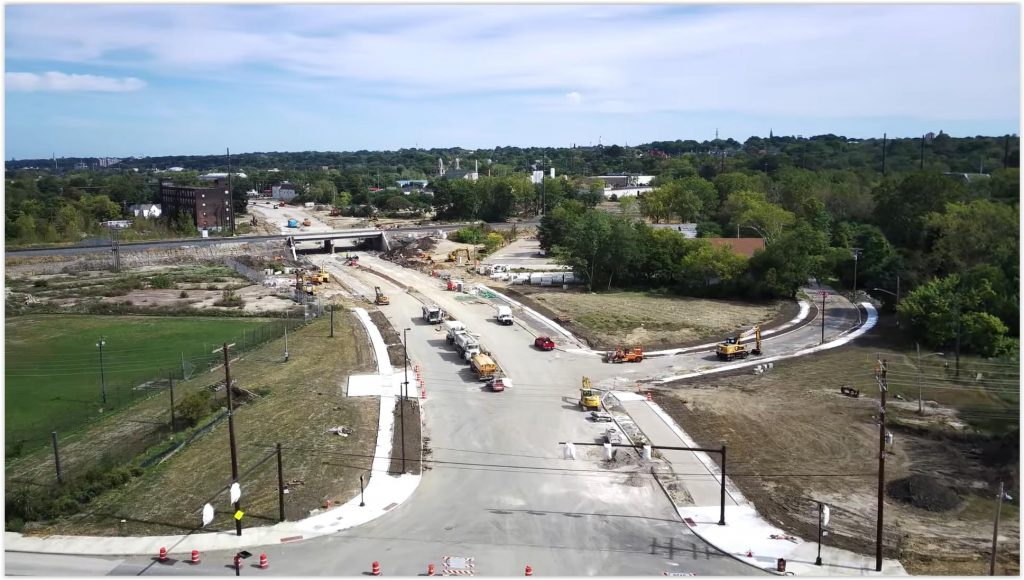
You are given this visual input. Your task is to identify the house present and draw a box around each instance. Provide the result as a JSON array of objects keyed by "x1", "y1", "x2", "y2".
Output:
[
  {"x1": 651, "y1": 223, "x2": 698, "y2": 238},
  {"x1": 439, "y1": 158, "x2": 479, "y2": 181},
  {"x1": 604, "y1": 186, "x2": 653, "y2": 199},
  {"x1": 160, "y1": 180, "x2": 232, "y2": 231},
  {"x1": 705, "y1": 238, "x2": 765, "y2": 258},
  {"x1": 595, "y1": 174, "x2": 655, "y2": 187},
  {"x1": 100, "y1": 219, "x2": 132, "y2": 229},
  {"x1": 271, "y1": 182, "x2": 299, "y2": 201},
  {"x1": 128, "y1": 203, "x2": 162, "y2": 219}
]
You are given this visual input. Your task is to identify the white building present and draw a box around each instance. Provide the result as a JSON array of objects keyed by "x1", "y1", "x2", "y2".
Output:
[
  {"x1": 199, "y1": 172, "x2": 247, "y2": 181},
  {"x1": 166, "y1": 167, "x2": 185, "y2": 172},
  {"x1": 128, "y1": 204, "x2": 162, "y2": 219},
  {"x1": 272, "y1": 182, "x2": 299, "y2": 200},
  {"x1": 604, "y1": 186, "x2": 653, "y2": 199},
  {"x1": 650, "y1": 222, "x2": 698, "y2": 238}
]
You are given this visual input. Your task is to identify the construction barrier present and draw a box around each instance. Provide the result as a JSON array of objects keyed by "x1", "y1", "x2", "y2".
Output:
[
  {"x1": 646, "y1": 392, "x2": 653, "y2": 401},
  {"x1": 428, "y1": 563, "x2": 436, "y2": 576},
  {"x1": 158, "y1": 547, "x2": 168, "y2": 562},
  {"x1": 525, "y1": 565, "x2": 533, "y2": 576},
  {"x1": 371, "y1": 561, "x2": 381, "y2": 576},
  {"x1": 259, "y1": 553, "x2": 268, "y2": 569},
  {"x1": 442, "y1": 556, "x2": 475, "y2": 576},
  {"x1": 190, "y1": 550, "x2": 200, "y2": 564}
]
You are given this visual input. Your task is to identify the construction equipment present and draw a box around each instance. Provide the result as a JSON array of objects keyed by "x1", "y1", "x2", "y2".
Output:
[
  {"x1": 287, "y1": 218, "x2": 299, "y2": 228},
  {"x1": 329, "y1": 208, "x2": 341, "y2": 216},
  {"x1": 470, "y1": 353, "x2": 499, "y2": 381},
  {"x1": 604, "y1": 347, "x2": 644, "y2": 363},
  {"x1": 444, "y1": 320, "x2": 466, "y2": 344},
  {"x1": 317, "y1": 266, "x2": 330, "y2": 284},
  {"x1": 302, "y1": 218, "x2": 312, "y2": 227},
  {"x1": 447, "y1": 248, "x2": 471, "y2": 264},
  {"x1": 374, "y1": 286, "x2": 389, "y2": 305},
  {"x1": 579, "y1": 377, "x2": 601, "y2": 411},
  {"x1": 716, "y1": 325, "x2": 762, "y2": 361},
  {"x1": 422, "y1": 304, "x2": 445, "y2": 324},
  {"x1": 345, "y1": 254, "x2": 359, "y2": 266},
  {"x1": 452, "y1": 331, "x2": 481, "y2": 361},
  {"x1": 589, "y1": 411, "x2": 613, "y2": 422}
]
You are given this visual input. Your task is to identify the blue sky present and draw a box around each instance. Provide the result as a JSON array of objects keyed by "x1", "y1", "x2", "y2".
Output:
[{"x1": 4, "y1": 3, "x2": 1020, "y2": 159}]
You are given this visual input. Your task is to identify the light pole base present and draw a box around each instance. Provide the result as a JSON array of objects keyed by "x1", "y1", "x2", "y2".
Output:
[{"x1": 815, "y1": 557, "x2": 822, "y2": 566}]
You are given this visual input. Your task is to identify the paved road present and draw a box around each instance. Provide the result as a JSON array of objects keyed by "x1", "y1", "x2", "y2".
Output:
[{"x1": 8, "y1": 253, "x2": 858, "y2": 576}]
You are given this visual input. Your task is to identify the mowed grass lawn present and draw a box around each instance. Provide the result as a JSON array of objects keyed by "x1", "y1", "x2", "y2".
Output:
[{"x1": 5, "y1": 315, "x2": 279, "y2": 442}]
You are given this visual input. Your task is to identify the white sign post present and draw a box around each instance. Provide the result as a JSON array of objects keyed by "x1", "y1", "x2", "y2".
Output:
[{"x1": 202, "y1": 503, "x2": 214, "y2": 527}]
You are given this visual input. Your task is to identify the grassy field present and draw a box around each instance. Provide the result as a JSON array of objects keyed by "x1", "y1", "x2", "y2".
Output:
[
  {"x1": 5, "y1": 315, "x2": 283, "y2": 447},
  {"x1": 11, "y1": 314, "x2": 378, "y2": 536},
  {"x1": 507, "y1": 288, "x2": 788, "y2": 349}
]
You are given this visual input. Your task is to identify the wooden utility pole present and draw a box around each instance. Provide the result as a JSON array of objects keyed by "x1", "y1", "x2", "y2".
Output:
[
  {"x1": 51, "y1": 431, "x2": 63, "y2": 485},
  {"x1": 990, "y1": 481, "x2": 1004, "y2": 575},
  {"x1": 820, "y1": 292, "x2": 827, "y2": 344},
  {"x1": 219, "y1": 342, "x2": 242, "y2": 536},
  {"x1": 277, "y1": 442, "x2": 286, "y2": 522},
  {"x1": 875, "y1": 358, "x2": 889, "y2": 572}
]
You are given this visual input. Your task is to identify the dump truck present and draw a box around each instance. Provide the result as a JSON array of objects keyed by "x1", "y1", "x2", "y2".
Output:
[
  {"x1": 444, "y1": 320, "x2": 466, "y2": 344},
  {"x1": 579, "y1": 376, "x2": 601, "y2": 411},
  {"x1": 470, "y1": 353, "x2": 499, "y2": 381},
  {"x1": 496, "y1": 305, "x2": 514, "y2": 326},
  {"x1": 422, "y1": 304, "x2": 445, "y2": 324},
  {"x1": 452, "y1": 331, "x2": 481, "y2": 361},
  {"x1": 374, "y1": 286, "x2": 389, "y2": 305},
  {"x1": 717, "y1": 325, "x2": 762, "y2": 361}
]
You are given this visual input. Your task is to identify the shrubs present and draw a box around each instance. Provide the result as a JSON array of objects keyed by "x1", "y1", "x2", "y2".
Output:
[
  {"x1": 178, "y1": 390, "x2": 215, "y2": 427},
  {"x1": 150, "y1": 274, "x2": 174, "y2": 289},
  {"x1": 179, "y1": 290, "x2": 189, "y2": 298},
  {"x1": 4, "y1": 464, "x2": 144, "y2": 529},
  {"x1": 213, "y1": 290, "x2": 244, "y2": 308}
]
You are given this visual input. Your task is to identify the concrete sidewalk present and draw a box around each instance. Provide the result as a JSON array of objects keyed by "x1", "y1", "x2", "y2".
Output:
[
  {"x1": 615, "y1": 391, "x2": 907, "y2": 576},
  {"x1": 5, "y1": 308, "x2": 421, "y2": 557}
]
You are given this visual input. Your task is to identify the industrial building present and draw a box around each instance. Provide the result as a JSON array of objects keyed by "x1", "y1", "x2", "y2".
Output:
[{"x1": 159, "y1": 179, "x2": 232, "y2": 231}]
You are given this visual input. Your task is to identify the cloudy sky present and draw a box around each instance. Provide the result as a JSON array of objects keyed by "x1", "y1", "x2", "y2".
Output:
[{"x1": 4, "y1": 3, "x2": 1020, "y2": 159}]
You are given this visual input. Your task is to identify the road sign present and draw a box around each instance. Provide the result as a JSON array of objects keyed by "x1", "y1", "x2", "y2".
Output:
[
  {"x1": 202, "y1": 503, "x2": 214, "y2": 526},
  {"x1": 822, "y1": 505, "x2": 831, "y2": 527},
  {"x1": 230, "y1": 482, "x2": 241, "y2": 503},
  {"x1": 234, "y1": 510, "x2": 245, "y2": 521}
]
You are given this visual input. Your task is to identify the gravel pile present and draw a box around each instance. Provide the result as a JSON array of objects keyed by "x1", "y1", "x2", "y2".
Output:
[{"x1": 887, "y1": 474, "x2": 961, "y2": 511}]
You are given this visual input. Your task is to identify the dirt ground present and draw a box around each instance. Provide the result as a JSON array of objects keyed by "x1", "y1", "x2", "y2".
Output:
[
  {"x1": 10, "y1": 315, "x2": 380, "y2": 536},
  {"x1": 502, "y1": 287, "x2": 791, "y2": 350},
  {"x1": 651, "y1": 318, "x2": 1020, "y2": 575},
  {"x1": 388, "y1": 399, "x2": 422, "y2": 476}
]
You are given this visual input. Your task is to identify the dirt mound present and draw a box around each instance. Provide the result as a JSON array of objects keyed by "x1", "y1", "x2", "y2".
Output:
[
  {"x1": 382, "y1": 236, "x2": 439, "y2": 262},
  {"x1": 887, "y1": 474, "x2": 961, "y2": 512}
]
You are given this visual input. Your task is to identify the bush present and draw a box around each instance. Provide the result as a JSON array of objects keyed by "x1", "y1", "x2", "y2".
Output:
[
  {"x1": 179, "y1": 290, "x2": 189, "y2": 298},
  {"x1": 482, "y1": 232, "x2": 504, "y2": 254},
  {"x1": 213, "y1": 290, "x2": 244, "y2": 308},
  {"x1": 178, "y1": 390, "x2": 214, "y2": 427},
  {"x1": 6, "y1": 518, "x2": 24, "y2": 533},
  {"x1": 451, "y1": 226, "x2": 484, "y2": 245},
  {"x1": 150, "y1": 274, "x2": 174, "y2": 289},
  {"x1": 32, "y1": 279, "x2": 48, "y2": 288}
]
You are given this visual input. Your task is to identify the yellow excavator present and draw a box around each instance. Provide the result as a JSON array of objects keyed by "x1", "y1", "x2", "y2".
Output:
[
  {"x1": 447, "y1": 248, "x2": 471, "y2": 264},
  {"x1": 317, "y1": 266, "x2": 330, "y2": 284},
  {"x1": 716, "y1": 325, "x2": 762, "y2": 361},
  {"x1": 579, "y1": 377, "x2": 601, "y2": 411},
  {"x1": 375, "y1": 286, "x2": 390, "y2": 306}
]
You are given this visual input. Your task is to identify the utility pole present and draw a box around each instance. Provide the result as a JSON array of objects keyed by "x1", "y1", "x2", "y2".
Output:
[
  {"x1": 51, "y1": 431, "x2": 63, "y2": 485},
  {"x1": 401, "y1": 328, "x2": 410, "y2": 474},
  {"x1": 96, "y1": 338, "x2": 108, "y2": 406},
  {"x1": 329, "y1": 304, "x2": 334, "y2": 338},
  {"x1": 168, "y1": 372, "x2": 176, "y2": 430},
  {"x1": 284, "y1": 316, "x2": 290, "y2": 363},
  {"x1": 109, "y1": 226, "x2": 121, "y2": 272},
  {"x1": 815, "y1": 502, "x2": 824, "y2": 566},
  {"x1": 820, "y1": 292, "x2": 827, "y2": 345},
  {"x1": 954, "y1": 303, "x2": 961, "y2": 378},
  {"x1": 276, "y1": 442, "x2": 286, "y2": 522},
  {"x1": 219, "y1": 342, "x2": 243, "y2": 536},
  {"x1": 917, "y1": 343, "x2": 924, "y2": 415},
  {"x1": 990, "y1": 481, "x2": 1004, "y2": 575},
  {"x1": 227, "y1": 148, "x2": 235, "y2": 237},
  {"x1": 881, "y1": 133, "x2": 887, "y2": 175},
  {"x1": 875, "y1": 358, "x2": 889, "y2": 572}
]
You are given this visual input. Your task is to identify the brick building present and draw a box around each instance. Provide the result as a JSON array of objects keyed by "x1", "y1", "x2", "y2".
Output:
[{"x1": 160, "y1": 180, "x2": 233, "y2": 231}]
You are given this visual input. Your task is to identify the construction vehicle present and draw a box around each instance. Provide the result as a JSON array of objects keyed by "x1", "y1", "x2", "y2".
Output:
[
  {"x1": 422, "y1": 304, "x2": 445, "y2": 324},
  {"x1": 589, "y1": 411, "x2": 613, "y2": 422},
  {"x1": 345, "y1": 254, "x2": 359, "y2": 266},
  {"x1": 452, "y1": 331, "x2": 481, "y2": 361},
  {"x1": 329, "y1": 208, "x2": 342, "y2": 216},
  {"x1": 374, "y1": 286, "x2": 389, "y2": 306},
  {"x1": 302, "y1": 218, "x2": 312, "y2": 227},
  {"x1": 716, "y1": 325, "x2": 762, "y2": 361},
  {"x1": 444, "y1": 320, "x2": 466, "y2": 344},
  {"x1": 447, "y1": 248, "x2": 471, "y2": 264},
  {"x1": 317, "y1": 266, "x2": 330, "y2": 284},
  {"x1": 604, "y1": 347, "x2": 644, "y2": 363},
  {"x1": 579, "y1": 377, "x2": 601, "y2": 411},
  {"x1": 470, "y1": 353, "x2": 499, "y2": 381},
  {"x1": 305, "y1": 281, "x2": 316, "y2": 295},
  {"x1": 495, "y1": 305, "x2": 514, "y2": 326},
  {"x1": 446, "y1": 278, "x2": 464, "y2": 292},
  {"x1": 605, "y1": 427, "x2": 623, "y2": 444}
]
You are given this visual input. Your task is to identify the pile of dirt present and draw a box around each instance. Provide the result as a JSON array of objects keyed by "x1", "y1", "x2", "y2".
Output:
[
  {"x1": 887, "y1": 474, "x2": 961, "y2": 512},
  {"x1": 381, "y1": 236, "x2": 438, "y2": 263}
]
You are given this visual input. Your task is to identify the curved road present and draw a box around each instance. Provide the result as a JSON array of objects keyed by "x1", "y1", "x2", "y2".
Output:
[{"x1": 7, "y1": 253, "x2": 861, "y2": 576}]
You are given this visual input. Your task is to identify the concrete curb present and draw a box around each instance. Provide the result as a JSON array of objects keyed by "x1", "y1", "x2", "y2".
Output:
[{"x1": 3, "y1": 308, "x2": 423, "y2": 557}]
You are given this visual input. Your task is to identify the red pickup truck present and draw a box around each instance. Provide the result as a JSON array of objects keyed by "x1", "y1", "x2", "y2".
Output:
[{"x1": 534, "y1": 336, "x2": 556, "y2": 351}]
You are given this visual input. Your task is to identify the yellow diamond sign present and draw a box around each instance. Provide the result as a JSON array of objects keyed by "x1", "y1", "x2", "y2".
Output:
[{"x1": 234, "y1": 510, "x2": 245, "y2": 521}]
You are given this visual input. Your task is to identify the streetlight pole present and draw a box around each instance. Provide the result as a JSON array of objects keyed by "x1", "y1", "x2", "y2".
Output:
[
  {"x1": 217, "y1": 342, "x2": 242, "y2": 536},
  {"x1": 96, "y1": 338, "x2": 108, "y2": 406},
  {"x1": 401, "y1": 327, "x2": 411, "y2": 474},
  {"x1": 815, "y1": 502, "x2": 824, "y2": 566}
]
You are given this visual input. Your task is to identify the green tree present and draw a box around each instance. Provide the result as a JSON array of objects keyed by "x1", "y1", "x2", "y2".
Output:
[
  {"x1": 925, "y1": 200, "x2": 1019, "y2": 275},
  {"x1": 872, "y1": 172, "x2": 966, "y2": 250},
  {"x1": 747, "y1": 221, "x2": 829, "y2": 297},
  {"x1": 83, "y1": 195, "x2": 121, "y2": 222},
  {"x1": 679, "y1": 240, "x2": 748, "y2": 289},
  {"x1": 178, "y1": 390, "x2": 214, "y2": 427},
  {"x1": 720, "y1": 190, "x2": 795, "y2": 244}
]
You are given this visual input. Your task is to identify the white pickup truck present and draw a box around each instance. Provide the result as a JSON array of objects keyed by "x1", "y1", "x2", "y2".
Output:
[{"x1": 496, "y1": 305, "x2": 514, "y2": 326}]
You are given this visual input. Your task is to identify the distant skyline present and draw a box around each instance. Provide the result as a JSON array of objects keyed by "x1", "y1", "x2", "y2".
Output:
[{"x1": 5, "y1": 3, "x2": 1020, "y2": 159}]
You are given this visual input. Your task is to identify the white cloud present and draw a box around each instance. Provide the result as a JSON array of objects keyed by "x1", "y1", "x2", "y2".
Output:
[
  {"x1": 6, "y1": 71, "x2": 146, "y2": 92},
  {"x1": 565, "y1": 92, "x2": 583, "y2": 105}
]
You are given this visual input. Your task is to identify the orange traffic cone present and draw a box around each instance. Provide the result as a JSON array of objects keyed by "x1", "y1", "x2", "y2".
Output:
[
  {"x1": 525, "y1": 565, "x2": 533, "y2": 576},
  {"x1": 421, "y1": 388, "x2": 426, "y2": 400},
  {"x1": 190, "y1": 550, "x2": 200, "y2": 564},
  {"x1": 259, "y1": 553, "x2": 268, "y2": 569},
  {"x1": 427, "y1": 563, "x2": 436, "y2": 576},
  {"x1": 158, "y1": 547, "x2": 168, "y2": 562},
  {"x1": 371, "y1": 561, "x2": 381, "y2": 576}
]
